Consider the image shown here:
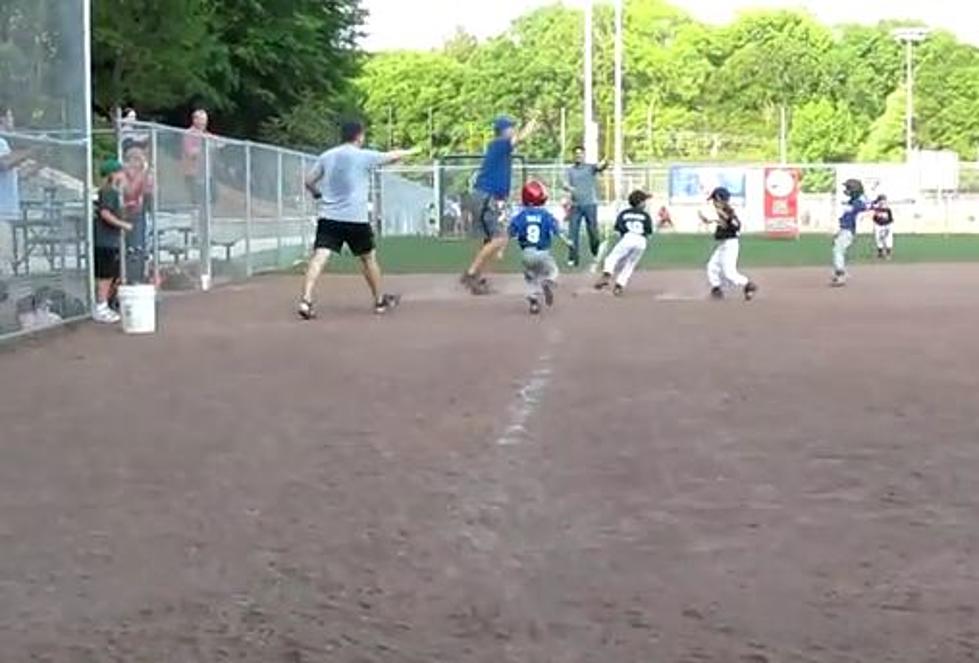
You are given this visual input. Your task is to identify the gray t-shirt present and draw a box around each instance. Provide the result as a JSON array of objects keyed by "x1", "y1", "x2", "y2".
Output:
[
  {"x1": 566, "y1": 163, "x2": 601, "y2": 206},
  {"x1": 312, "y1": 144, "x2": 387, "y2": 224}
]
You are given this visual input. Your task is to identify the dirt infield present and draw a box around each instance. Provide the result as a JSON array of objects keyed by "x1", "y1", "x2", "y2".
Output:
[{"x1": 2, "y1": 264, "x2": 979, "y2": 662}]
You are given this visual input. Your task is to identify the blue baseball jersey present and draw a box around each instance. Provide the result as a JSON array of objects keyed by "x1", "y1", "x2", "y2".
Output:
[
  {"x1": 840, "y1": 196, "x2": 868, "y2": 232},
  {"x1": 474, "y1": 138, "x2": 514, "y2": 198},
  {"x1": 509, "y1": 207, "x2": 560, "y2": 250}
]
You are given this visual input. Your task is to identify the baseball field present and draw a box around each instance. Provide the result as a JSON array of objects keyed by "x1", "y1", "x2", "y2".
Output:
[
  {"x1": 309, "y1": 233, "x2": 979, "y2": 273},
  {"x1": 1, "y1": 258, "x2": 978, "y2": 662}
]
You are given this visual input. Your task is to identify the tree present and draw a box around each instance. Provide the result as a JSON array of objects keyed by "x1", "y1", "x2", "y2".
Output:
[
  {"x1": 828, "y1": 24, "x2": 902, "y2": 121},
  {"x1": 858, "y1": 86, "x2": 906, "y2": 162},
  {"x1": 2, "y1": 0, "x2": 93, "y2": 128},
  {"x1": 206, "y1": 0, "x2": 365, "y2": 140},
  {"x1": 93, "y1": 0, "x2": 228, "y2": 116},
  {"x1": 92, "y1": 0, "x2": 365, "y2": 145},
  {"x1": 350, "y1": 1, "x2": 979, "y2": 164},
  {"x1": 789, "y1": 99, "x2": 864, "y2": 162},
  {"x1": 912, "y1": 31, "x2": 979, "y2": 156},
  {"x1": 707, "y1": 10, "x2": 834, "y2": 113},
  {"x1": 357, "y1": 51, "x2": 472, "y2": 154}
]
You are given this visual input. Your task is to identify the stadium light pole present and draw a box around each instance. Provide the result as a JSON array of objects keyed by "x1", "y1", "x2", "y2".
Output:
[
  {"x1": 583, "y1": 0, "x2": 597, "y2": 162},
  {"x1": 613, "y1": 0, "x2": 624, "y2": 204},
  {"x1": 892, "y1": 27, "x2": 930, "y2": 160}
]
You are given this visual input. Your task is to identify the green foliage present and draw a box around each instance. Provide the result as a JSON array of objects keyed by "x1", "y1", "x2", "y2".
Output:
[
  {"x1": 354, "y1": 2, "x2": 979, "y2": 164},
  {"x1": 1, "y1": 0, "x2": 90, "y2": 128},
  {"x1": 913, "y1": 32, "x2": 979, "y2": 157},
  {"x1": 92, "y1": 0, "x2": 364, "y2": 145},
  {"x1": 707, "y1": 10, "x2": 834, "y2": 110},
  {"x1": 789, "y1": 99, "x2": 864, "y2": 162},
  {"x1": 93, "y1": 0, "x2": 228, "y2": 114},
  {"x1": 858, "y1": 86, "x2": 907, "y2": 162}
]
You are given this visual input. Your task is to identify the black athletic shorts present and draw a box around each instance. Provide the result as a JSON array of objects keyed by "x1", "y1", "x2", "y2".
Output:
[
  {"x1": 94, "y1": 247, "x2": 121, "y2": 280},
  {"x1": 314, "y1": 219, "x2": 375, "y2": 256}
]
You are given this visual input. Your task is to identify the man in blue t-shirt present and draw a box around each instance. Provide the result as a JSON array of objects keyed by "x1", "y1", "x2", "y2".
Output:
[{"x1": 461, "y1": 114, "x2": 537, "y2": 295}]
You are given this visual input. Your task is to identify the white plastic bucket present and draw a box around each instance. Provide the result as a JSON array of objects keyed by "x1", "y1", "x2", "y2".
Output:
[{"x1": 118, "y1": 284, "x2": 157, "y2": 334}]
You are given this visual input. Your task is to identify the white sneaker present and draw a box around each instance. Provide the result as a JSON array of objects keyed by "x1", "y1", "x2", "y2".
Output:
[{"x1": 93, "y1": 304, "x2": 121, "y2": 324}]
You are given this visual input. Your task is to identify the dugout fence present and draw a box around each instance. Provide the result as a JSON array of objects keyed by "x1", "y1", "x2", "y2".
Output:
[{"x1": 0, "y1": 0, "x2": 93, "y2": 340}]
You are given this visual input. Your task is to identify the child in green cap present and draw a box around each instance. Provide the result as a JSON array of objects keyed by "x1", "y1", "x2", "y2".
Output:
[{"x1": 93, "y1": 158, "x2": 132, "y2": 323}]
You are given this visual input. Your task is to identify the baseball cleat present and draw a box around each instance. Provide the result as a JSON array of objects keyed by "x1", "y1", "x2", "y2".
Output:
[
  {"x1": 542, "y1": 280, "x2": 556, "y2": 307},
  {"x1": 744, "y1": 282, "x2": 758, "y2": 301},
  {"x1": 374, "y1": 293, "x2": 401, "y2": 314},
  {"x1": 710, "y1": 286, "x2": 724, "y2": 300},
  {"x1": 612, "y1": 284, "x2": 624, "y2": 297},
  {"x1": 460, "y1": 271, "x2": 478, "y2": 291},
  {"x1": 594, "y1": 273, "x2": 612, "y2": 290},
  {"x1": 471, "y1": 276, "x2": 492, "y2": 295},
  {"x1": 830, "y1": 272, "x2": 847, "y2": 287},
  {"x1": 528, "y1": 297, "x2": 542, "y2": 315},
  {"x1": 298, "y1": 298, "x2": 316, "y2": 320}
]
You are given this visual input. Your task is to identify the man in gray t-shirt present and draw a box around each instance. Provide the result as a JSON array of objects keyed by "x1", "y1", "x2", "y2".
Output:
[
  {"x1": 298, "y1": 120, "x2": 416, "y2": 319},
  {"x1": 563, "y1": 146, "x2": 608, "y2": 267}
]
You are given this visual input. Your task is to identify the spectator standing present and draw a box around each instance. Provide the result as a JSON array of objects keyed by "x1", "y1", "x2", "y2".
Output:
[
  {"x1": 181, "y1": 109, "x2": 215, "y2": 207},
  {"x1": 0, "y1": 107, "x2": 26, "y2": 223},
  {"x1": 92, "y1": 159, "x2": 133, "y2": 323},
  {"x1": 119, "y1": 107, "x2": 149, "y2": 154},
  {"x1": 123, "y1": 145, "x2": 154, "y2": 282},
  {"x1": 563, "y1": 146, "x2": 608, "y2": 268}
]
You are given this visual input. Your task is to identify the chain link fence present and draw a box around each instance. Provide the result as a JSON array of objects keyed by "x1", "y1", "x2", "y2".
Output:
[
  {"x1": 115, "y1": 121, "x2": 317, "y2": 291},
  {"x1": 0, "y1": 0, "x2": 92, "y2": 339},
  {"x1": 377, "y1": 161, "x2": 979, "y2": 238}
]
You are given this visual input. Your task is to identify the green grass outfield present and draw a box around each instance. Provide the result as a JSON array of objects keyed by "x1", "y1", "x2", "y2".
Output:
[{"x1": 293, "y1": 233, "x2": 979, "y2": 274}]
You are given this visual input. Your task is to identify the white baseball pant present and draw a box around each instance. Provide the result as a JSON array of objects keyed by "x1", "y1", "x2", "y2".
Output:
[
  {"x1": 521, "y1": 248, "x2": 559, "y2": 299},
  {"x1": 707, "y1": 238, "x2": 749, "y2": 288},
  {"x1": 603, "y1": 233, "x2": 648, "y2": 287},
  {"x1": 874, "y1": 225, "x2": 894, "y2": 251},
  {"x1": 833, "y1": 229, "x2": 855, "y2": 273}
]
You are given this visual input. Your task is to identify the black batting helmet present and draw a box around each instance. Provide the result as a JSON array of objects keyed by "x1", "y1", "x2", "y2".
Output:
[
  {"x1": 708, "y1": 187, "x2": 732, "y2": 203},
  {"x1": 843, "y1": 179, "x2": 864, "y2": 197}
]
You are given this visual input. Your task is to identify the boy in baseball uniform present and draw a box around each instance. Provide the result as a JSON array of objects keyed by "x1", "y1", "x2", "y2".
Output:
[
  {"x1": 594, "y1": 190, "x2": 654, "y2": 296},
  {"x1": 871, "y1": 194, "x2": 895, "y2": 260},
  {"x1": 831, "y1": 178, "x2": 868, "y2": 286},
  {"x1": 699, "y1": 187, "x2": 758, "y2": 301},
  {"x1": 508, "y1": 180, "x2": 563, "y2": 315}
]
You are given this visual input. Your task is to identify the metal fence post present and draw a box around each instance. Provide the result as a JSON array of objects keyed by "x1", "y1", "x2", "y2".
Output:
[
  {"x1": 300, "y1": 158, "x2": 310, "y2": 250},
  {"x1": 150, "y1": 126, "x2": 160, "y2": 286},
  {"x1": 245, "y1": 143, "x2": 253, "y2": 277},
  {"x1": 433, "y1": 159, "x2": 442, "y2": 237},
  {"x1": 201, "y1": 136, "x2": 213, "y2": 290},
  {"x1": 373, "y1": 169, "x2": 383, "y2": 237},
  {"x1": 276, "y1": 151, "x2": 284, "y2": 269}
]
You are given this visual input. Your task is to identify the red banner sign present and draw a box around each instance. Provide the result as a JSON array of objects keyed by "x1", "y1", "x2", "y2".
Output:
[{"x1": 764, "y1": 168, "x2": 801, "y2": 238}]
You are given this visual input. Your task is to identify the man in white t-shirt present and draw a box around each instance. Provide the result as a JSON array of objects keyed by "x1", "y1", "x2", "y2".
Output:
[
  {"x1": 298, "y1": 120, "x2": 417, "y2": 319},
  {"x1": 0, "y1": 107, "x2": 26, "y2": 222}
]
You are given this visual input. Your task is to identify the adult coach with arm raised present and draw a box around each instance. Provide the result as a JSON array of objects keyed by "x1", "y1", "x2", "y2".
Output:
[
  {"x1": 460, "y1": 115, "x2": 538, "y2": 295},
  {"x1": 298, "y1": 120, "x2": 417, "y2": 319},
  {"x1": 563, "y1": 146, "x2": 608, "y2": 267}
]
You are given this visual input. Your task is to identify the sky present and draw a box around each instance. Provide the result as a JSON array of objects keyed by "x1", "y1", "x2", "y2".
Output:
[{"x1": 360, "y1": 0, "x2": 972, "y2": 52}]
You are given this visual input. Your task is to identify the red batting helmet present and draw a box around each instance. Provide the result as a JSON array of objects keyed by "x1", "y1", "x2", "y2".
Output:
[{"x1": 521, "y1": 180, "x2": 549, "y2": 207}]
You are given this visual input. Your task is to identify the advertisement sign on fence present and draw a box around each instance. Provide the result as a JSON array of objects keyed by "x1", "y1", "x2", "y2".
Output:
[
  {"x1": 763, "y1": 167, "x2": 800, "y2": 238},
  {"x1": 669, "y1": 166, "x2": 746, "y2": 203}
]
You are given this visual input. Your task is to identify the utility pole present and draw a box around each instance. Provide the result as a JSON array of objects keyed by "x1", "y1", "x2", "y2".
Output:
[{"x1": 613, "y1": 0, "x2": 624, "y2": 204}]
